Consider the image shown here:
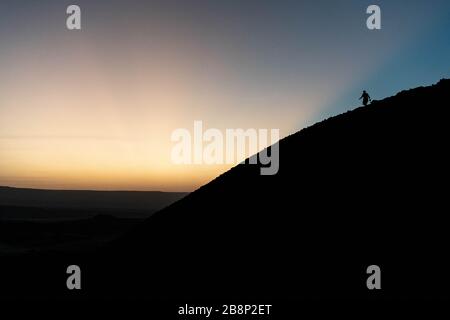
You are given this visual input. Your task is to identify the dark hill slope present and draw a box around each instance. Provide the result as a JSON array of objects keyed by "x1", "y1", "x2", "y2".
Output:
[{"x1": 96, "y1": 79, "x2": 450, "y2": 299}]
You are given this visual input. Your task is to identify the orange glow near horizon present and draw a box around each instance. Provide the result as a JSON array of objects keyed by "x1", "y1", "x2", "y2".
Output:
[
  {"x1": 0, "y1": 31, "x2": 325, "y2": 192},
  {"x1": 0, "y1": 34, "x2": 397, "y2": 192}
]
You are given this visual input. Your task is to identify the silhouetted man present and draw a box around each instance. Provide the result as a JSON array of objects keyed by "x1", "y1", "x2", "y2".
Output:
[{"x1": 359, "y1": 90, "x2": 371, "y2": 106}]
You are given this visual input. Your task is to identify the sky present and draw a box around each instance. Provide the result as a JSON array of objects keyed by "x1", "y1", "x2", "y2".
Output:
[{"x1": 0, "y1": 0, "x2": 449, "y2": 191}]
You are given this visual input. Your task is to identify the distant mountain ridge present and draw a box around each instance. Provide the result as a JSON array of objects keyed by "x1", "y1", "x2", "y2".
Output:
[{"x1": 0, "y1": 186, "x2": 187, "y2": 219}]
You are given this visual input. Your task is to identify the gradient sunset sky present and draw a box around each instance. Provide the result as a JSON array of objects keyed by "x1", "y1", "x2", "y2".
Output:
[{"x1": 0, "y1": 0, "x2": 449, "y2": 191}]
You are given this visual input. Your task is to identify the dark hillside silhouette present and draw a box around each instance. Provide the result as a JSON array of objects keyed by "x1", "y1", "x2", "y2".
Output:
[{"x1": 1, "y1": 79, "x2": 449, "y2": 300}]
